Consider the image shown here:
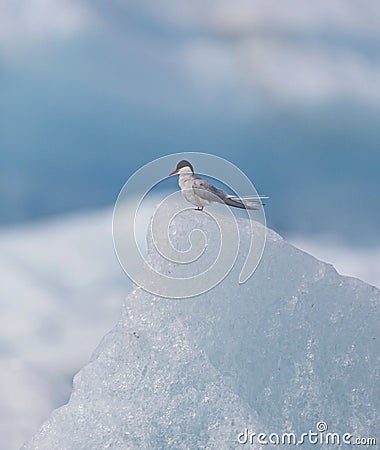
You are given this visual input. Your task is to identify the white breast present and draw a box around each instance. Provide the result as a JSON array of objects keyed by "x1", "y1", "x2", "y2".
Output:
[{"x1": 178, "y1": 173, "x2": 204, "y2": 207}]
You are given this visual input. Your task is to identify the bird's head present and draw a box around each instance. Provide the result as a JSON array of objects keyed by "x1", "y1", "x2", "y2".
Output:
[{"x1": 169, "y1": 160, "x2": 194, "y2": 176}]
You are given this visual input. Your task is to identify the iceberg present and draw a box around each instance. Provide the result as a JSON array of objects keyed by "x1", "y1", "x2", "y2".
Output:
[{"x1": 24, "y1": 210, "x2": 379, "y2": 449}]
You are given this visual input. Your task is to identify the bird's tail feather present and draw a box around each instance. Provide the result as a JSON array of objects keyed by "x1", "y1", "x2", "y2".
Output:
[
  {"x1": 224, "y1": 197, "x2": 258, "y2": 210},
  {"x1": 226, "y1": 195, "x2": 267, "y2": 209}
]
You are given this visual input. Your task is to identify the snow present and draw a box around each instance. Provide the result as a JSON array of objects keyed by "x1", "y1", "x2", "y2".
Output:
[{"x1": 23, "y1": 209, "x2": 379, "y2": 449}]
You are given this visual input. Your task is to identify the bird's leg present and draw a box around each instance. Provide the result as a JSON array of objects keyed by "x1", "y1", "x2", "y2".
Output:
[{"x1": 195, "y1": 206, "x2": 204, "y2": 211}]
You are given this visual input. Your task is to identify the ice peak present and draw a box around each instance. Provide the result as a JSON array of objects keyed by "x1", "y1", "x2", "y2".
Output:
[{"x1": 24, "y1": 212, "x2": 380, "y2": 449}]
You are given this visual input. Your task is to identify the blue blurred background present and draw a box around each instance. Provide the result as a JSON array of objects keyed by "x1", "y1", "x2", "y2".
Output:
[
  {"x1": 0, "y1": 1, "x2": 379, "y2": 448},
  {"x1": 1, "y1": 0, "x2": 379, "y2": 241}
]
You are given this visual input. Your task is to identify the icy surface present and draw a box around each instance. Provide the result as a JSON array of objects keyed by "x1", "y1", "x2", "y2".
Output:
[
  {"x1": 24, "y1": 212, "x2": 379, "y2": 449},
  {"x1": 290, "y1": 235, "x2": 380, "y2": 289}
]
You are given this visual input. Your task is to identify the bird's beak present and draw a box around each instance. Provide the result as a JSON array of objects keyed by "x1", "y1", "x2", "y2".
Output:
[{"x1": 168, "y1": 169, "x2": 178, "y2": 176}]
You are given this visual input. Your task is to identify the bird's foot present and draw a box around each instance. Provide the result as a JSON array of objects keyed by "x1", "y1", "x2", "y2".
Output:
[{"x1": 195, "y1": 207, "x2": 204, "y2": 211}]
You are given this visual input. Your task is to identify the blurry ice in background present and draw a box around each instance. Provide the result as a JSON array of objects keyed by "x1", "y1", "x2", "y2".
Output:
[
  {"x1": 0, "y1": 209, "x2": 125, "y2": 449},
  {"x1": 1, "y1": 1, "x2": 380, "y2": 448},
  {"x1": 0, "y1": 0, "x2": 379, "y2": 241}
]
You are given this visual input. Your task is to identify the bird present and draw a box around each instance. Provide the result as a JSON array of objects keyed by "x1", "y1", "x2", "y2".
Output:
[{"x1": 168, "y1": 160, "x2": 267, "y2": 211}]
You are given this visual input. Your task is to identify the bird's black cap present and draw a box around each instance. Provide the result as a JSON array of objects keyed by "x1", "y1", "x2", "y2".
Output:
[{"x1": 176, "y1": 160, "x2": 194, "y2": 173}]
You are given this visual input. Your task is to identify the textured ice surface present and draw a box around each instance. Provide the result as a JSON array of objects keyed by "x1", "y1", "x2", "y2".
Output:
[
  {"x1": 24, "y1": 211, "x2": 379, "y2": 449},
  {"x1": 290, "y1": 235, "x2": 380, "y2": 289}
]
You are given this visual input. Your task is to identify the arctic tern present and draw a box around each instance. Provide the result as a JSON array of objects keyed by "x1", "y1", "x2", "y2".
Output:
[{"x1": 169, "y1": 160, "x2": 267, "y2": 211}]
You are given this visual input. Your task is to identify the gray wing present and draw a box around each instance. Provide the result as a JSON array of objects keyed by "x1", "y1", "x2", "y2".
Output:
[
  {"x1": 192, "y1": 176, "x2": 227, "y2": 204},
  {"x1": 192, "y1": 176, "x2": 267, "y2": 210}
]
